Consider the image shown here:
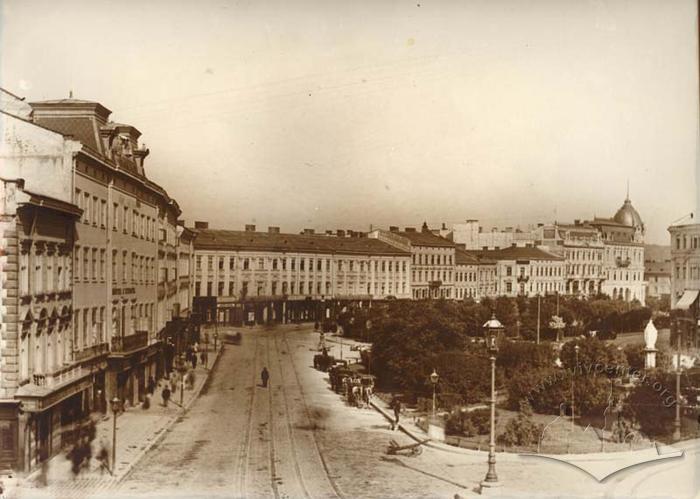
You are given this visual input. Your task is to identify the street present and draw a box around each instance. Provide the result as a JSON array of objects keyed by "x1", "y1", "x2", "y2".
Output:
[{"x1": 113, "y1": 324, "x2": 698, "y2": 499}]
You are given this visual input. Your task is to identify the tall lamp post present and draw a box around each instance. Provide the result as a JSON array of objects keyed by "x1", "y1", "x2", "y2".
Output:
[
  {"x1": 430, "y1": 369, "x2": 439, "y2": 417},
  {"x1": 110, "y1": 397, "x2": 120, "y2": 474},
  {"x1": 480, "y1": 313, "x2": 503, "y2": 494},
  {"x1": 673, "y1": 327, "x2": 682, "y2": 441}
]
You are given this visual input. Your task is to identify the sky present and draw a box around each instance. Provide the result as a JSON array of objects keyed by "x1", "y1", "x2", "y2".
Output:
[{"x1": 1, "y1": 0, "x2": 697, "y2": 244}]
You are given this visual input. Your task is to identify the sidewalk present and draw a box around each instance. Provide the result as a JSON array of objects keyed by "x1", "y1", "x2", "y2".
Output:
[{"x1": 12, "y1": 345, "x2": 224, "y2": 499}]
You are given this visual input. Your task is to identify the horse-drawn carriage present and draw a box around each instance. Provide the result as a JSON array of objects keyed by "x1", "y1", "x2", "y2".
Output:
[
  {"x1": 342, "y1": 371, "x2": 376, "y2": 408},
  {"x1": 313, "y1": 348, "x2": 335, "y2": 372}
]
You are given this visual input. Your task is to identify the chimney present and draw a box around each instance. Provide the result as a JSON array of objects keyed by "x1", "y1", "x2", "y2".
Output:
[
  {"x1": 442, "y1": 222, "x2": 446, "y2": 230},
  {"x1": 537, "y1": 223, "x2": 544, "y2": 228},
  {"x1": 326, "y1": 230, "x2": 334, "y2": 235},
  {"x1": 268, "y1": 226, "x2": 280, "y2": 234},
  {"x1": 336, "y1": 229, "x2": 345, "y2": 237},
  {"x1": 245, "y1": 224, "x2": 256, "y2": 232},
  {"x1": 194, "y1": 221, "x2": 209, "y2": 229},
  {"x1": 405, "y1": 227, "x2": 416, "y2": 232},
  {"x1": 421, "y1": 222, "x2": 429, "y2": 233},
  {"x1": 482, "y1": 246, "x2": 488, "y2": 251},
  {"x1": 511, "y1": 243, "x2": 517, "y2": 248},
  {"x1": 303, "y1": 228, "x2": 315, "y2": 235},
  {"x1": 389, "y1": 226, "x2": 399, "y2": 233},
  {"x1": 574, "y1": 219, "x2": 580, "y2": 225}
]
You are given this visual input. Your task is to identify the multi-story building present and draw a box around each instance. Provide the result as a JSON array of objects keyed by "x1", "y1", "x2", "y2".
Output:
[
  {"x1": 668, "y1": 223, "x2": 700, "y2": 349},
  {"x1": 467, "y1": 246, "x2": 566, "y2": 297},
  {"x1": 192, "y1": 224, "x2": 411, "y2": 325},
  {"x1": 668, "y1": 224, "x2": 700, "y2": 309},
  {"x1": 450, "y1": 219, "x2": 536, "y2": 250},
  {"x1": 535, "y1": 221, "x2": 605, "y2": 297},
  {"x1": 588, "y1": 196, "x2": 645, "y2": 304},
  {"x1": 369, "y1": 224, "x2": 456, "y2": 299},
  {"x1": 644, "y1": 244, "x2": 671, "y2": 303},
  {"x1": 0, "y1": 92, "x2": 87, "y2": 471},
  {"x1": 454, "y1": 248, "x2": 497, "y2": 300}
]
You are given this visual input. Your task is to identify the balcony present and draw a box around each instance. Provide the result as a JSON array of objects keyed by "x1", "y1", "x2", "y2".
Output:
[
  {"x1": 615, "y1": 256, "x2": 631, "y2": 268},
  {"x1": 111, "y1": 331, "x2": 148, "y2": 353},
  {"x1": 73, "y1": 342, "x2": 109, "y2": 362},
  {"x1": 517, "y1": 275, "x2": 529, "y2": 283},
  {"x1": 32, "y1": 363, "x2": 85, "y2": 389}
]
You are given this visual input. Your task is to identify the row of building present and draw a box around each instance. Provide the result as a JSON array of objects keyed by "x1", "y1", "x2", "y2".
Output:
[
  {"x1": 0, "y1": 87, "x2": 653, "y2": 474},
  {"x1": 0, "y1": 90, "x2": 194, "y2": 472}
]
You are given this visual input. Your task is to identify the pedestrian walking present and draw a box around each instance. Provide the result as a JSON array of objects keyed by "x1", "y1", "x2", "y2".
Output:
[
  {"x1": 147, "y1": 376, "x2": 156, "y2": 395},
  {"x1": 261, "y1": 367, "x2": 269, "y2": 388},
  {"x1": 192, "y1": 349, "x2": 198, "y2": 369},
  {"x1": 162, "y1": 385, "x2": 171, "y2": 407},
  {"x1": 96, "y1": 437, "x2": 110, "y2": 475},
  {"x1": 390, "y1": 396, "x2": 401, "y2": 431}
]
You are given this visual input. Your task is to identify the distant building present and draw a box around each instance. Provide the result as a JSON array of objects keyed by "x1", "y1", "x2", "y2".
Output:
[
  {"x1": 644, "y1": 244, "x2": 671, "y2": 302},
  {"x1": 588, "y1": 195, "x2": 646, "y2": 304},
  {"x1": 464, "y1": 246, "x2": 566, "y2": 297},
  {"x1": 192, "y1": 224, "x2": 411, "y2": 325},
  {"x1": 535, "y1": 221, "x2": 605, "y2": 297},
  {"x1": 454, "y1": 248, "x2": 497, "y2": 300},
  {"x1": 369, "y1": 223, "x2": 456, "y2": 299},
  {"x1": 450, "y1": 219, "x2": 536, "y2": 250},
  {"x1": 668, "y1": 224, "x2": 700, "y2": 310}
]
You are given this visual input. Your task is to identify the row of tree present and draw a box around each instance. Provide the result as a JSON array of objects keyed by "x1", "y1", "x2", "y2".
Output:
[{"x1": 338, "y1": 298, "x2": 684, "y2": 439}]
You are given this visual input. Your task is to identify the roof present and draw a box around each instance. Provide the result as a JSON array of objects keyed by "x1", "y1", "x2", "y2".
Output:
[
  {"x1": 466, "y1": 246, "x2": 564, "y2": 262},
  {"x1": 30, "y1": 98, "x2": 112, "y2": 115},
  {"x1": 31, "y1": 116, "x2": 100, "y2": 150},
  {"x1": 395, "y1": 230, "x2": 455, "y2": 248},
  {"x1": 614, "y1": 198, "x2": 644, "y2": 228},
  {"x1": 193, "y1": 229, "x2": 411, "y2": 256}
]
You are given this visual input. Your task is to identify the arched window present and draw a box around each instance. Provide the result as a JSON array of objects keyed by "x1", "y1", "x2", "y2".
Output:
[{"x1": 35, "y1": 309, "x2": 48, "y2": 376}]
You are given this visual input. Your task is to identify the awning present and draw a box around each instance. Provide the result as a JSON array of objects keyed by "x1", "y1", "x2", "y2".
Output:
[{"x1": 674, "y1": 289, "x2": 699, "y2": 310}]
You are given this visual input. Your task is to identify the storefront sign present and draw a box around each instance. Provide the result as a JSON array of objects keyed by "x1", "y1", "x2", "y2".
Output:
[{"x1": 112, "y1": 287, "x2": 136, "y2": 296}]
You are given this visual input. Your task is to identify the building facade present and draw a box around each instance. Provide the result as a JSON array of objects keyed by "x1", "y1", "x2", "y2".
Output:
[
  {"x1": 0, "y1": 91, "x2": 192, "y2": 473},
  {"x1": 587, "y1": 196, "x2": 645, "y2": 304},
  {"x1": 0, "y1": 96, "x2": 88, "y2": 471},
  {"x1": 192, "y1": 224, "x2": 411, "y2": 325},
  {"x1": 370, "y1": 224, "x2": 456, "y2": 299},
  {"x1": 467, "y1": 246, "x2": 566, "y2": 297},
  {"x1": 535, "y1": 221, "x2": 605, "y2": 297}
]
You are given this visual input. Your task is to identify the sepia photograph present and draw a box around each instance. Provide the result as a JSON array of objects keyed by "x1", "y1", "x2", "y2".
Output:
[{"x1": 0, "y1": 0, "x2": 699, "y2": 497}]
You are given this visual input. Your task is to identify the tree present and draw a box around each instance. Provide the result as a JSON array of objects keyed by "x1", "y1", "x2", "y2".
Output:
[
  {"x1": 498, "y1": 399, "x2": 543, "y2": 447},
  {"x1": 625, "y1": 372, "x2": 678, "y2": 438}
]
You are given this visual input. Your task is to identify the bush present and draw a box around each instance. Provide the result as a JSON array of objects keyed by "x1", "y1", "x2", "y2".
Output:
[
  {"x1": 498, "y1": 400, "x2": 542, "y2": 446},
  {"x1": 445, "y1": 407, "x2": 495, "y2": 437}
]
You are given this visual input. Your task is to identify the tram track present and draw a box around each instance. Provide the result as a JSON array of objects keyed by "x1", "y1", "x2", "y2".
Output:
[
  {"x1": 279, "y1": 330, "x2": 345, "y2": 499},
  {"x1": 236, "y1": 335, "x2": 261, "y2": 498},
  {"x1": 271, "y1": 332, "x2": 313, "y2": 499}
]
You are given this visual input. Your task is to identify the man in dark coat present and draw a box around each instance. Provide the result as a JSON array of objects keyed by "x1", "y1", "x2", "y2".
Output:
[{"x1": 261, "y1": 367, "x2": 269, "y2": 388}]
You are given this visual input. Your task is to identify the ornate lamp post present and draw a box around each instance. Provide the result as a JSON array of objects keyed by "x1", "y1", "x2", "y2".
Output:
[
  {"x1": 430, "y1": 369, "x2": 439, "y2": 417},
  {"x1": 480, "y1": 313, "x2": 503, "y2": 494},
  {"x1": 110, "y1": 397, "x2": 120, "y2": 474}
]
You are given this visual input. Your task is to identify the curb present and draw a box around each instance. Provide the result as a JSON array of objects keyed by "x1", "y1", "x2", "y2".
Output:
[{"x1": 116, "y1": 345, "x2": 225, "y2": 484}]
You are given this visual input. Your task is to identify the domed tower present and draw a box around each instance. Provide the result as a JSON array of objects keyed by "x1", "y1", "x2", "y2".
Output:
[{"x1": 613, "y1": 186, "x2": 645, "y2": 243}]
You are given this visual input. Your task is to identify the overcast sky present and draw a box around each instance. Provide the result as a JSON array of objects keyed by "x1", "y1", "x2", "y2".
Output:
[{"x1": 1, "y1": 0, "x2": 697, "y2": 244}]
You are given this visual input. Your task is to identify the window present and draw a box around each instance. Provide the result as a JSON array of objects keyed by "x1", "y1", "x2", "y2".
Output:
[
  {"x1": 218, "y1": 258, "x2": 224, "y2": 271},
  {"x1": 206, "y1": 282, "x2": 213, "y2": 296},
  {"x1": 123, "y1": 206, "x2": 129, "y2": 232},
  {"x1": 218, "y1": 282, "x2": 224, "y2": 296},
  {"x1": 196, "y1": 256, "x2": 202, "y2": 270},
  {"x1": 301, "y1": 259, "x2": 306, "y2": 271},
  {"x1": 229, "y1": 258, "x2": 235, "y2": 271},
  {"x1": 317, "y1": 259, "x2": 322, "y2": 271},
  {"x1": 258, "y1": 258, "x2": 264, "y2": 270},
  {"x1": 272, "y1": 282, "x2": 277, "y2": 295},
  {"x1": 229, "y1": 281, "x2": 235, "y2": 296},
  {"x1": 208, "y1": 256, "x2": 213, "y2": 270},
  {"x1": 290, "y1": 258, "x2": 295, "y2": 271},
  {"x1": 506, "y1": 266, "x2": 512, "y2": 277},
  {"x1": 243, "y1": 258, "x2": 250, "y2": 270},
  {"x1": 122, "y1": 251, "x2": 128, "y2": 282},
  {"x1": 195, "y1": 282, "x2": 201, "y2": 296},
  {"x1": 91, "y1": 248, "x2": 97, "y2": 281}
]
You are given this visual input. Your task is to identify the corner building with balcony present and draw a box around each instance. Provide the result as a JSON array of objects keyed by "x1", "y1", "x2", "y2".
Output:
[
  {"x1": 0, "y1": 92, "x2": 87, "y2": 471},
  {"x1": 191, "y1": 224, "x2": 411, "y2": 325},
  {"x1": 28, "y1": 97, "x2": 188, "y2": 411},
  {"x1": 587, "y1": 195, "x2": 645, "y2": 304}
]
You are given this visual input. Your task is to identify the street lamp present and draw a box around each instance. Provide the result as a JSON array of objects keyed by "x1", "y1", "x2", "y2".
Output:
[
  {"x1": 430, "y1": 369, "x2": 439, "y2": 417},
  {"x1": 673, "y1": 329, "x2": 682, "y2": 441},
  {"x1": 110, "y1": 397, "x2": 120, "y2": 474},
  {"x1": 480, "y1": 313, "x2": 503, "y2": 493}
]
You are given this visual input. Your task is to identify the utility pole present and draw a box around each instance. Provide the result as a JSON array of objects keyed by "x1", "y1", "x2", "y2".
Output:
[{"x1": 536, "y1": 295, "x2": 541, "y2": 345}]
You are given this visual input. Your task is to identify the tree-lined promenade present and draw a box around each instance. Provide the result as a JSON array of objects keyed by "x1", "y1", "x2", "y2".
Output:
[{"x1": 336, "y1": 295, "x2": 698, "y2": 450}]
